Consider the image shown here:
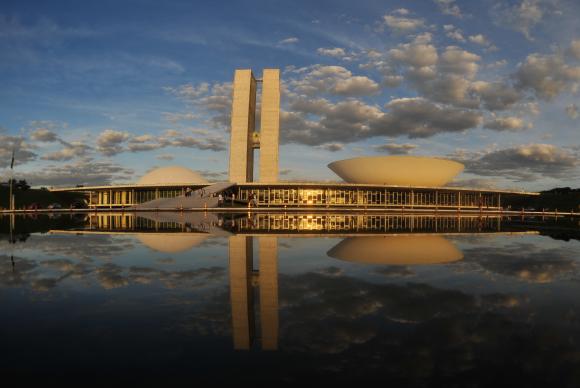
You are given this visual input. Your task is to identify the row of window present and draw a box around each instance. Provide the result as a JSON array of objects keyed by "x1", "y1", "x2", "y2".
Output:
[
  {"x1": 234, "y1": 214, "x2": 502, "y2": 233},
  {"x1": 238, "y1": 188, "x2": 500, "y2": 207}
]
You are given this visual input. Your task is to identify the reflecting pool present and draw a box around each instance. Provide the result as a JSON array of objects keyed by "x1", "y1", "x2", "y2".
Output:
[{"x1": 1, "y1": 212, "x2": 580, "y2": 385}]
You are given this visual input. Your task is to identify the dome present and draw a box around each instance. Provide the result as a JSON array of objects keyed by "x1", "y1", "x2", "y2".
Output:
[
  {"x1": 137, "y1": 233, "x2": 208, "y2": 253},
  {"x1": 138, "y1": 166, "x2": 208, "y2": 185},
  {"x1": 328, "y1": 156, "x2": 464, "y2": 187},
  {"x1": 327, "y1": 235, "x2": 463, "y2": 265}
]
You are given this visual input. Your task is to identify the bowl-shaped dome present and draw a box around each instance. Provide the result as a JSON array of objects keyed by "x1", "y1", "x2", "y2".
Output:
[
  {"x1": 137, "y1": 233, "x2": 208, "y2": 253},
  {"x1": 138, "y1": 166, "x2": 208, "y2": 185},
  {"x1": 327, "y1": 235, "x2": 463, "y2": 265},
  {"x1": 328, "y1": 156, "x2": 464, "y2": 186}
]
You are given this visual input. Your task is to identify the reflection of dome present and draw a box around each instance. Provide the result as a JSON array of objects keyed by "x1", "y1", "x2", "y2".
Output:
[
  {"x1": 328, "y1": 156, "x2": 464, "y2": 186},
  {"x1": 327, "y1": 235, "x2": 463, "y2": 265},
  {"x1": 138, "y1": 166, "x2": 208, "y2": 185},
  {"x1": 137, "y1": 233, "x2": 208, "y2": 253}
]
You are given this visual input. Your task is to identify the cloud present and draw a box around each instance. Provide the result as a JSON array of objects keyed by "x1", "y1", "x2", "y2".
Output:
[
  {"x1": 457, "y1": 144, "x2": 579, "y2": 181},
  {"x1": 0, "y1": 135, "x2": 37, "y2": 168},
  {"x1": 373, "y1": 143, "x2": 417, "y2": 155},
  {"x1": 389, "y1": 42, "x2": 438, "y2": 67},
  {"x1": 30, "y1": 127, "x2": 58, "y2": 142},
  {"x1": 483, "y1": 116, "x2": 529, "y2": 131},
  {"x1": 165, "y1": 81, "x2": 232, "y2": 130},
  {"x1": 465, "y1": 243, "x2": 577, "y2": 283},
  {"x1": 278, "y1": 37, "x2": 299, "y2": 45},
  {"x1": 96, "y1": 129, "x2": 130, "y2": 156},
  {"x1": 156, "y1": 154, "x2": 174, "y2": 161},
  {"x1": 434, "y1": 0, "x2": 464, "y2": 18},
  {"x1": 382, "y1": 11, "x2": 426, "y2": 33},
  {"x1": 514, "y1": 51, "x2": 580, "y2": 100},
  {"x1": 16, "y1": 158, "x2": 134, "y2": 186},
  {"x1": 374, "y1": 97, "x2": 483, "y2": 138},
  {"x1": 42, "y1": 142, "x2": 91, "y2": 161},
  {"x1": 443, "y1": 24, "x2": 465, "y2": 42},
  {"x1": 491, "y1": 0, "x2": 545, "y2": 40},
  {"x1": 468, "y1": 34, "x2": 497, "y2": 50},
  {"x1": 318, "y1": 143, "x2": 344, "y2": 152},
  {"x1": 317, "y1": 47, "x2": 346, "y2": 58},
  {"x1": 568, "y1": 39, "x2": 580, "y2": 60},
  {"x1": 469, "y1": 81, "x2": 521, "y2": 111},
  {"x1": 566, "y1": 104, "x2": 579, "y2": 119},
  {"x1": 162, "y1": 112, "x2": 199, "y2": 123},
  {"x1": 288, "y1": 65, "x2": 380, "y2": 97}
]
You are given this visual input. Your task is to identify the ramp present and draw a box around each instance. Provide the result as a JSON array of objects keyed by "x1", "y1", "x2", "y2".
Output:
[{"x1": 133, "y1": 182, "x2": 236, "y2": 209}]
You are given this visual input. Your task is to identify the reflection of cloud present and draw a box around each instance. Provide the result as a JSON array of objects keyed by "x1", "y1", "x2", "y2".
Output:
[
  {"x1": 23, "y1": 234, "x2": 135, "y2": 260},
  {"x1": 374, "y1": 266, "x2": 415, "y2": 277},
  {"x1": 465, "y1": 243, "x2": 577, "y2": 283}
]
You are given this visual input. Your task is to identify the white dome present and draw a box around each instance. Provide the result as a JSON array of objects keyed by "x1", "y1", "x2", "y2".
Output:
[{"x1": 138, "y1": 166, "x2": 208, "y2": 185}]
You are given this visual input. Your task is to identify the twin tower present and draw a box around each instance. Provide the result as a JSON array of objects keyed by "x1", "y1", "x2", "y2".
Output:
[{"x1": 228, "y1": 69, "x2": 280, "y2": 183}]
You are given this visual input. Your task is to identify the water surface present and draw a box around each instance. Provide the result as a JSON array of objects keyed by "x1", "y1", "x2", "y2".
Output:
[{"x1": 1, "y1": 213, "x2": 580, "y2": 385}]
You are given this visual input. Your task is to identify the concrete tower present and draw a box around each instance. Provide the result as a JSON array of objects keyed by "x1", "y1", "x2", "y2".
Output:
[
  {"x1": 259, "y1": 69, "x2": 280, "y2": 183},
  {"x1": 229, "y1": 69, "x2": 257, "y2": 183},
  {"x1": 228, "y1": 68, "x2": 280, "y2": 183}
]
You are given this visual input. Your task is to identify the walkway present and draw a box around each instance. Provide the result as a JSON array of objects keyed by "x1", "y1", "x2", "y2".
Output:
[{"x1": 132, "y1": 182, "x2": 236, "y2": 209}]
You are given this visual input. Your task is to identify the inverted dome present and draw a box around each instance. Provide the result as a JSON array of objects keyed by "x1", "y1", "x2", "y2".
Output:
[
  {"x1": 138, "y1": 166, "x2": 208, "y2": 185},
  {"x1": 327, "y1": 235, "x2": 463, "y2": 265},
  {"x1": 328, "y1": 156, "x2": 464, "y2": 186},
  {"x1": 137, "y1": 233, "x2": 208, "y2": 253}
]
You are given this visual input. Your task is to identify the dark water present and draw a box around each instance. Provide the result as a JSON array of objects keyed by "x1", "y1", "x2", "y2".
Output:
[{"x1": 2, "y1": 212, "x2": 580, "y2": 385}]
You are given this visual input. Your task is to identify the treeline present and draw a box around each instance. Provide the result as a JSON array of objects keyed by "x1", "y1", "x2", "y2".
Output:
[
  {"x1": 0, "y1": 182, "x2": 84, "y2": 210},
  {"x1": 504, "y1": 187, "x2": 580, "y2": 212}
]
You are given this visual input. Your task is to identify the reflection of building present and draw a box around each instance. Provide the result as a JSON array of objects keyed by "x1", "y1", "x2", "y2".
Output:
[
  {"x1": 327, "y1": 235, "x2": 464, "y2": 265},
  {"x1": 62, "y1": 212, "x2": 544, "y2": 236},
  {"x1": 49, "y1": 68, "x2": 538, "y2": 209},
  {"x1": 229, "y1": 235, "x2": 278, "y2": 350}
]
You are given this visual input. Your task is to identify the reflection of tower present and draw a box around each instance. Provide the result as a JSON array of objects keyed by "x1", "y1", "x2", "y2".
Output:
[
  {"x1": 228, "y1": 235, "x2": 279, "y2": 350},
  {"x1": 228, "y1": 69, "x2": 280, "y2": 183}
]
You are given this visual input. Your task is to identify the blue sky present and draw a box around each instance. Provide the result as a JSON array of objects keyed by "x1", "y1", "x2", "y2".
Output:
[{"x1": 1, "y1": 0, "x2": 579, "y2": 190}]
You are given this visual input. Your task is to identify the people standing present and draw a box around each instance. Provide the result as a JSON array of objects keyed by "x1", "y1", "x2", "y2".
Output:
[{"x1": 218, "y1": 193, "x2": 223, "y2": 207}]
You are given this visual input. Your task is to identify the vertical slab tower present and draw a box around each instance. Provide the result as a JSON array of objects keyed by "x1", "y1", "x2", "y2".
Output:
[
  {"x1": 229, "y1": 70, "x2": 257, "y2": 183},
  {"x1": 259, "y1": 69, "x2": 280, "y2": 183}
]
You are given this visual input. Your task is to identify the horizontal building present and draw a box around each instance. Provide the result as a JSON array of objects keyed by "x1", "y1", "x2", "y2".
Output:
[{"x1": 49, "y1": 68, "x2": 539, "y2": 210}]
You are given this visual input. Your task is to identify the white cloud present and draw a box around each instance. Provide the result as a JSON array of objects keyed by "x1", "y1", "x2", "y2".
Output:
[
  {"x1": 30, "y1": 128, "x2": 58, "y2": 142},
  {"x1": 514, "y1": 51, "x2": 580, "y2": 100},
  {"x1": 288, "y1": 65, "x2": 380, "y2": 97},
  {"x1": 443, "y1": 25, "x2": 465, "y2": 42},
  {"x1": 318, "y1": 143, "x2": 344, "y2": 152},
  {"x1": 434, "y1": 0, "x2": 464, "y2": 18},
  {"x1": 484, "y1": 116, "x2": 529, "y2": 131},
  {"x1": 382, "y1": 11, "x2": 426, "y2": 33},
  {"x1": 373, "y1": 143, "x2": 417, "y2": 154},
  {"x1": 278, "y1": 37, "x2": 299, "y2": 45},
  {"x1": 492, "y1": 0, "x2": 546, "y2": 40},
  {"x1": 317, "y1": 47, "x2": 346, "y2": 58},
  {"x1": 96, "y1": 129, "x2": 130, "y2": 156},
  {"x1": 457, "y1": 144, "x2": 580, "y2": 181}
]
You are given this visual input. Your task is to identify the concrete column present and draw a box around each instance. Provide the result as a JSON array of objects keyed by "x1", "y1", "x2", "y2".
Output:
[
  {"x1": 229, "y1": 235, "x2": 254, "y2": 350},
  {"x1": 229, "y1": 69, "x2": 257, "y2": 183},
  {"x1": 259, "y1": 69, "x2": 280, "y2": 183},
  {"x1": 259, "y1": 236, "x2": 278, "y2": 350}
]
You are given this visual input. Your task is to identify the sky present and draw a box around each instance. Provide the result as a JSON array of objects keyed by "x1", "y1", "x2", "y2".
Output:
[{"x1": 0, "y1": 0, "x2": 579, "y2": 190}]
